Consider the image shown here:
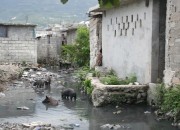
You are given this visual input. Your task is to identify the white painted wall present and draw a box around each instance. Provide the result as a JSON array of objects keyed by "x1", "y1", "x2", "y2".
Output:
[{"x1": 102, "y1": 0, "x2": 157, "y2": 84}]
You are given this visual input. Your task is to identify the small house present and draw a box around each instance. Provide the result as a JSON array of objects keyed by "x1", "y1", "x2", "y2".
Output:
[
  {"x1": 0, "y1": 23, "x2": 37, "y2": 64},
  {"x1": 89, "y1": 0, "x2": 166, "y2": 84}
]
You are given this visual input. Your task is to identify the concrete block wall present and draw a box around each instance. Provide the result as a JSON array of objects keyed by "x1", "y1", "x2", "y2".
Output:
[
  {"x1": 8, "y1": 26, "x2": 35, "y2": 40},
  {"x1": 37, "y1": 36, "x2": 61, "y2": 62},
  {"x1": 90, "y1": 17, "x2": 102, "y2": 68},
  {"x1": 0, "y1": 38, "x2": 37, "y2": 63},
  {"x1": 67, "y1": 30, "x2": 77, "y2": 44},
  {"x1": 164, "y1": 0, "x2": 180, "y2": 86}
]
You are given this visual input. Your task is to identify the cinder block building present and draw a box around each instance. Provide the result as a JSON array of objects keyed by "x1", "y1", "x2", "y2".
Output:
[
  {"x1": 0, "y1": 23, "x2": 37, "y2": 64},
  {"x1": 89, "y1": 0, "x2": 180, "y2": 86},
  {"x1": 89, "y1": 0, "x2": 166, "y2": 84},
  {"x1": 36, "y1": 27, "x2": 61, "y2": 64},
  {"x1": 164, "y1": 0, "x2": 180, "y2": 86}
]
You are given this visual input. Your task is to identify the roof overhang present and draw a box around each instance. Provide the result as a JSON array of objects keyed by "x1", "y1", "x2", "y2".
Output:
[
  {"x1": 0, "y1": 23, "x2": 37, "y2": 27},
  {"x1": 88, "y1": 4, "x2": 106, "y2": 13},
  {"x1": 61, "y1": 27, "x2": 78, "y2": 33},
  {"x1": 89, "y1": 0, "x2": 143, "y2": 13}
]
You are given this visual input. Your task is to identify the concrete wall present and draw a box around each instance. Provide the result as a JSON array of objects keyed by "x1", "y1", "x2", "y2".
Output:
[
  {"x1": 164, "y1": 0, "x2": 180, "y2": 86},
  {"x1": 8, "y1": 26, "x2": 35, "y2": 40},
  {"x1": 90, "y1": 77, "x2": 148, "y2": 107},
  {"x1": 158, "y1": 0, "x2": 166, "y2": 82},
  {"x1": 0, "y1": 26, "x2": 37, "y2": 64},
  {"x1": 101, "y1": 0, "x2": 160, "y2": 84},
  {"x1": 0, "y1": 38, "x2": 37, "y2": 63},
  {"x1": 66, "y1": 30, "x2": 77, "y2": 44},
  {"x1": 37, "y1": 36, "x2": 61, "y2": 63},
  {"x1": 90, "y1": 16, "x2": 102, "y2": 68}
]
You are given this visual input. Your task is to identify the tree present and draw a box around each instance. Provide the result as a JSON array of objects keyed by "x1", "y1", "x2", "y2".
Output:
[
  {"x1": 61, "y1": 26, "x2": 90, "y2": 67},
  {"x1": 60, "y1": 0, "x2": 68, "y2": 4},
  {"x1": 60, "y1": 0, "x2": 120, "y2": 8},
  {"x1": 98, "y1": 0, "x2": 120, "y2": 8}
]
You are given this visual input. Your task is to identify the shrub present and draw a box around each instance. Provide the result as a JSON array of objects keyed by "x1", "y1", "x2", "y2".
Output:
[
  {"x1": 100, "y1": 75, "x2": 120, "y2": 85},
  {"x1": 127, "y1": 74, "x2": 137, "y2": 84},
  {"x1": 83, "y1": 79, "x2": 93, "y2": 95},
  {"x1": 161, "y1": 85, "x2": 180, "y2": 113},
  {"x1": 100, "y1": 73, "x2": 137, "y2": 85},
  {"x1": 155, "y1": 83, "x2": 166, "y2": 106},
  {"x1": 75, "y1": 69, "x2": 88, "y2": 82},
  {"x1": 61, "y1": 26, "x2": 90, "y2": 67},
  {"x1": 21, "y1": 61, "x2": 27, "y2": 67}
]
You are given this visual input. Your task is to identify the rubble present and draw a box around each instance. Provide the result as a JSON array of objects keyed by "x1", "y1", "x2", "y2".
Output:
[
  {"x1": 17, "y1": 106, "x2": 30, "y2": 110},
  {"x1": 0, "y1": 122, "x2": 63, "y2": 130}
]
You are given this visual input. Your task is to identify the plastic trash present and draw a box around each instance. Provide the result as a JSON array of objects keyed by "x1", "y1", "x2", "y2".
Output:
[
  {"x1": 144, "y1": 111, "x2": 151, "y2": 114},
  {"x1": 74, "y1": 124, "x2": 80, "y2": 127},
  {"x1": 17, "y1": 106, "x2": 30, "y2": 110},
  {"x1": 0, "y1": 92, "x2": 5, "y2": 98}
]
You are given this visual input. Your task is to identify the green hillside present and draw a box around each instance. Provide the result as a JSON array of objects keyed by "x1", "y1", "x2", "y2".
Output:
[{"x1": 0, "y1": 0, "x2": 97, "y2": 26}]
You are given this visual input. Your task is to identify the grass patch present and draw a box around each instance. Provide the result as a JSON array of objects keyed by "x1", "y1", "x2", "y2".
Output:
[
  {"x1": 100, "y1": 73, "x2": 137, "y2": 85},
  {"x1": 161, "y1": 85, "x2": 180, "y2": 113}
]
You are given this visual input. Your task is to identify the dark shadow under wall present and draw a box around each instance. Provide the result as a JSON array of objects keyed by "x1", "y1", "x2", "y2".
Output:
[{"x1": 158, "y1": 0, "x2": 167, "y2": 82}]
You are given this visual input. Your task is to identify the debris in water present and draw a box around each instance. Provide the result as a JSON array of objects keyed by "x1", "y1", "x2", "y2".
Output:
[
  {"x1": 0, "y1": 92, "x2": 5, "y2": 98},
  {"x1": 144, "y1": 111, "x2": 151, "y2": 114},
  {"x1": 17, "y1": 106, "x2": 30, "y2": 110}
]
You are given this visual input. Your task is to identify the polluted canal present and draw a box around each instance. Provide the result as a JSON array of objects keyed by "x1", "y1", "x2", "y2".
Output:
[{"x1": 0, "y1": 68, "x2": 179, "y2": 130}]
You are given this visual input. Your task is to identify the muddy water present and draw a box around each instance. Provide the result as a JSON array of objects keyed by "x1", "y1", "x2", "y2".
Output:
[{"x1": 0, "y1": 71, "x2": 179, "y2": 130}]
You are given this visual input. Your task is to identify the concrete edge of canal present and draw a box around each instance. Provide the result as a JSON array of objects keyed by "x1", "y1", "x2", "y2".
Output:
[{"x1": 88, "y1": 77, "x2": 155, "y2": 107}]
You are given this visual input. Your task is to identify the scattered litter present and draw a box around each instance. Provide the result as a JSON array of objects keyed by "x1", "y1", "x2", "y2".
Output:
[
  {"x1": 101, "y1": 124, "x2": 131, "y2": 129},
  {"x1": 31, "y1": 74, "x2": 36, "y2": 78},
  {"x1": 128, "y1": 83, "x2": 133, "y2": 85},
  {"x1": 144, "y1": 111, "x2": 151, "y2": 114},
  {"x1": 74, "y1": 124, "x2": 80, "y2": 127},
  {"x1": 41, "y1": 68, "x2": 47, "y2": 71},
  {"x1": 27, "y1": 98, "x2": 34, "y2": 101},
  {"x1": 17, "y1": 106, "x2": 30, "y2": 110},
  {"x1": 0, "y1": 92, "x2": 5, "y2": 98},
  {"x1": 29, "y1": 69, "x2": 34, "y2": 72},
  {"x1": 33, "y1": 126, "x2": 41, "y2": 130},
  {"x1": 113, "y1": 110, "x2": 122, "y2": 114},
  {"x1": 22, "y1": 122, "x2": 51, "y2": 128},
  {"x1": 22, "y1": 71, "x2": 29, "y2": 77},
  {"x1": 61, "y1": 124, "x2": 74, "y2": 129},
  {"x1": 36, "y1": 72, "x2": 41, "y2": 75},
  {"x1": 134, "y1": 82, "x2": 140, "y2": 85}
]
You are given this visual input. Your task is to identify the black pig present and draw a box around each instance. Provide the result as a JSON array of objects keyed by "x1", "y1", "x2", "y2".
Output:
[
  {"x1": 61, "y1": 88, "x2": 76, "y2": 101},
  {"x1": 42, "y1": 96, "x2": 59, "y2": 106}
]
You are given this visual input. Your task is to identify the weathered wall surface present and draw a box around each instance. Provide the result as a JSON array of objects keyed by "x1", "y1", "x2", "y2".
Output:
[
  {"x1": 37, "y1": 36, "x2": 61, "y2": 63},
  {"x1": 164, "y1": 0, "x2": 180, "y2": 86},
  {"x1": 102, "y1": 0, "x2": 159, "y2": 84},
  {"x1": 90, "y1": 16, "x2": 102, "y2": 68},
  {"x1": 0, "y1": 26, "x2": 37, "y2": 64},
  {"x1": 90, "y1": 77, "x2": 148, "y2": 107},
  {"x1": 0, "y1": 38, "x2": 37, "y2": 63},
  {"x1": 8, "y1": 26, "x2": 35, "y2": 40},
  {"x1": 66, "y1": 30, "x2": 77, "y2": 44}
]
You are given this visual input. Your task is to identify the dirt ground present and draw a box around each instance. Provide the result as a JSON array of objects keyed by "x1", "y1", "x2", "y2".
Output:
[{"x1": 0, "y1": 64, "x2": 23, "y2": 92}]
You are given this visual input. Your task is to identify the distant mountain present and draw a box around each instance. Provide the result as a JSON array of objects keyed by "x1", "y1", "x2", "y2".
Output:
[{"x1": 0, "y1": 0, "x2": 98, "y2": 26}]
